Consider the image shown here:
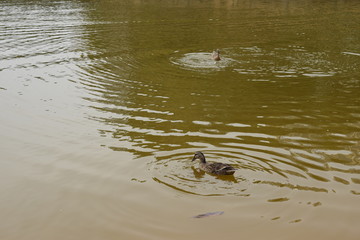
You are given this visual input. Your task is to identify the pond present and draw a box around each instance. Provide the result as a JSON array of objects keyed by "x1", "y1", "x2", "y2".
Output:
[{"x1": 0, "y1": 0, "x2": 359, "y2": 239}]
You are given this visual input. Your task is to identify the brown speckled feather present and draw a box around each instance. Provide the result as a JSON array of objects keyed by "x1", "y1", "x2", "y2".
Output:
[{"x1": 200, "y1": 162, "x2": 236, "y2": 175}]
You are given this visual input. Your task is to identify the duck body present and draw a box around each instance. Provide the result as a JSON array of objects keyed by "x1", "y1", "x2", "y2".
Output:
[
  {"x1": 192, "y1": 151, "x2": 236, "y2": 175},
  {"x1": 199, "y1": 162, "x2": 236, "y2": 175},
  {"x1": 212, "y1": 49, "x2": 221, "y2": 61}
]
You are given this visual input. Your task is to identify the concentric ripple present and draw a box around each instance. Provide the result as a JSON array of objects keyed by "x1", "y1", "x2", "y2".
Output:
[
  {"x1": 75, "y1": 43, "x2": 360, "y2": 199},
  {"x1": 151, "y1": 150, "x2": 249, "y2": 196},
  {"x1": 170, "y1": 51, "x2": 235, "y2": 71},
  {"x1": 149, "y1": 135, "x2": 360, "y2": 197}
]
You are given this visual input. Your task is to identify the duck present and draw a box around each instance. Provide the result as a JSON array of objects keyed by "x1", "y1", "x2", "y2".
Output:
[
  {"x1": 212, "y1": 49, "x2": 221, "y2": 61},
  {"x1": 191, "y1": 151, "x2": 236, "y2": 175}
]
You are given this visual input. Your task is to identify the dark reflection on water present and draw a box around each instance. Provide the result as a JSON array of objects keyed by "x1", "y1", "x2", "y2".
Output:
[{"x1": 1, "y1": 0, "x2": 360, "y2": 239}]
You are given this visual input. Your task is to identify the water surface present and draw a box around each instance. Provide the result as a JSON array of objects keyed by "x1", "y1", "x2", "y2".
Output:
[{"x1": 0, "y1": 0, "x2": 360, "y2": 239}]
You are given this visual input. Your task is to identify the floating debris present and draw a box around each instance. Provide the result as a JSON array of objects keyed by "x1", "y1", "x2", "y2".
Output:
[{"x1": 193, "y1": 211, "x2": 224, "y2": 218}]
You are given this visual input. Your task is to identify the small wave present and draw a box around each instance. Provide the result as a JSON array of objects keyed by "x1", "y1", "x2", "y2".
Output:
[{"x1": 170, "y1": 52, "x2": 235, "y2": 72}]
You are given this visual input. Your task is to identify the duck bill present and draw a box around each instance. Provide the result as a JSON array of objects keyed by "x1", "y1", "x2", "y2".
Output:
[{"x1": 191, "y1": 156, "x2": 197, "y2": 162}]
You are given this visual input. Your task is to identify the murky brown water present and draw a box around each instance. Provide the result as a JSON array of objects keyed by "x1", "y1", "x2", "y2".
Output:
[{"x1": 1, "y1": 0, "x2": 360, "y2": 239}]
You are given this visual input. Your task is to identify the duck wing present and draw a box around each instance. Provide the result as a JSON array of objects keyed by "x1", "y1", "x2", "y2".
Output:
[{"x1": 207, "y1": 162, "x2": 236, "y2": 175}]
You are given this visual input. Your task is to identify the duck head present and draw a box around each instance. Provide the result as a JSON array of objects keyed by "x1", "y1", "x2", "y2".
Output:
[
  {"x1": 192, "y1": 151, "x2": 206, "y2": 163},
  {"x1": 212, "y1": 49, "x2": 221, "y2": 61}
]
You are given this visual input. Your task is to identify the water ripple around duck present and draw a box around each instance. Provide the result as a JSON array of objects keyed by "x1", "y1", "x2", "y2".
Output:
[
  {"x1": 148, "y1": 140, "x2": 357, "y2": 197},
  {"x1": 170, "y1": 51, "x2": 236, "y2": 72}
]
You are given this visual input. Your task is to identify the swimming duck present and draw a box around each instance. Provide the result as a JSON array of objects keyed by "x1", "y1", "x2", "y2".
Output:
[
  {"x1": 192, "y1": 151, "x2": 236, "y2": 175},
  {"x1": 212, "y1": 49, "x2": 221, "y2": 61}
]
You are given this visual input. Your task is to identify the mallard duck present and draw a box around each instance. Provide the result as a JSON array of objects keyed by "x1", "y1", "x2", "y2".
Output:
[
  {"x1": 212, "y1": 49, "x2": 221, "y2": 61},
  {"x1": 192, "y1": 151, "x2": 236, "y2": 175}
]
